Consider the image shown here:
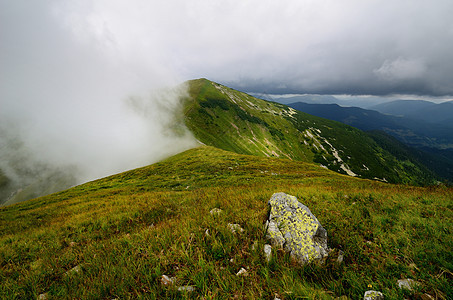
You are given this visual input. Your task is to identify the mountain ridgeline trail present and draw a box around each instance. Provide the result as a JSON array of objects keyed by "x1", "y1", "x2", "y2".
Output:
[{"x1": 182, "y1": 78, "x2": 436, "y2": 185}]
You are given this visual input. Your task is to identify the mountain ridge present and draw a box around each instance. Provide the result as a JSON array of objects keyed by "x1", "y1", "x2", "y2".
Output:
[{"x1": 183, "y1": 78, "x2": 437, "y2": 185}]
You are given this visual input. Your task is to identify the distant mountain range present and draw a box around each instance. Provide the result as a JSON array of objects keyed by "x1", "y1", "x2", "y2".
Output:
[
  {"x1": 371, "y1": 100, "x2": 453, "y2": 127},
  {"x1": 264, "y1": 94, "x2": 395, "y2": 109},
  {"x1": 287, "y1": 101, "x2": 453, "y2": 182},
  {"x1": 288, "y1": 102, "x2": 453, "y2": 149},
  {"x1": 267, "y1": 94, "x2": 453, "y2": 126}
]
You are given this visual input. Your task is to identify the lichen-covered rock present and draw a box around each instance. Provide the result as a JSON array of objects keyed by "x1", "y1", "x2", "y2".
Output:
[
  {"x1": 265, "y1": 192, "x2": 329, "y2": 264},
  {"x1": 364, "y1": 290, "x2": 384, "y2": 300}
]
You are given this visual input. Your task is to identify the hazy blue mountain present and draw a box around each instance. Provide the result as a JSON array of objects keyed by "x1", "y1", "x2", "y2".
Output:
[
  {"x1": 370, "y1": 100, "x2": 435, "y2": 116},
  {"x1": 269, "y1": 95, "x2": 340, "y2": 105},
  {"x1": 407, "y1": 101, "x2": 453, "y2": 126},
  {"x1": 260, "y1": 94, "x2": 396, "y2": 109},
  {"x1": 371, "y1": 100, "x2": 453, "y2": 127},
  {"x1": 288, "y1": 102, "x2": 453, "y2": 150}
]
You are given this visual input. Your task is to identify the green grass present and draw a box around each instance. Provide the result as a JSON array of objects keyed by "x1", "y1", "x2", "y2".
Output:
[{"x1": 1, "y1": 146, "x2": 452, "y2": 299}]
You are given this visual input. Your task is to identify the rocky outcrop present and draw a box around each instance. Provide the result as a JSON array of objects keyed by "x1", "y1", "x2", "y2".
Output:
[{"x1": 265, "y1": 192, "x2": 329, "y2": 264}]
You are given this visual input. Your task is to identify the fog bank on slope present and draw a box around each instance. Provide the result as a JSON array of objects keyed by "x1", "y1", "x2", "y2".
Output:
[{"x1": 0, "y1": 1, "x2": 197, "y2": 205}]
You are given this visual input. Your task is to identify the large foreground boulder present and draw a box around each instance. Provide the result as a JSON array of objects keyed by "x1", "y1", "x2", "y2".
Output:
[{"x1": 265, "y1": 192, "x2": 329, "y2": 264}]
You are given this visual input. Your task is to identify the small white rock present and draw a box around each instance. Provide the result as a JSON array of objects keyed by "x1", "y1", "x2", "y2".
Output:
[
  {"x1": 161, "y1": 275, "x2": 176, "y2": 286},
  {"x1": 228, "y1": 223, "x2": 244, "y2": 233},
  {"x1": 177, "y1": 286, "x2": 195, "y2": 292},
  {"x1": 236, "y1": 267, "x2": 248, "y2": 276},
  {"x1": 65, "y1": 265, "x2": 82, "y2": 276},
  {"x1": 37, "y1": 293, "x2": 48, "y2": 300},
  {"x1": 397, "y1": 278, "x2": 418, "y2": 291},
  {"x1": 210, "y1": 208, "x2": 223, "y2": 215},
  {"x1": 251, "y1": 240, "x2": 258, "y2": 250},
  {"x1": 264, "y1": 244, "x2": 272, "y2": 262},
  {"x1": 337, "y1": 250, "x2": 344, "y2": 264}
]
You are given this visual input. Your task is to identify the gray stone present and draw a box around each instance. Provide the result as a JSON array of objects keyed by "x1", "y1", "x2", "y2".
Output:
[
  {"x1": 64, "y1": 265, "x2": 82, "y2": 276},
  {"x1": 236, "y1": 267, "x2": 248, "y2": 276},
  {"x1": 265, "y1": 192, "x2": 329, "y2": 264},
  {"x1": 364, "y1": 290, "x2": 384, "y2": 300},
  {"x1": 337, "y1": 250, "x2": 344, "y2": 264},
  {"x1": 37, "y1": 293, "x2": 48, "y2": 300},
  {"x1": 177, "y1": 286, "x2": 195, "y2": 292},
  {"x1": 161, "y1": 275, "x2": 176, "y2": 286},
  {"x1": 397, "y1": 278, "x2": 418, "y2": 291},
  {"x1": 228, "y1": 223, "x2": 244, "y2": 233}
]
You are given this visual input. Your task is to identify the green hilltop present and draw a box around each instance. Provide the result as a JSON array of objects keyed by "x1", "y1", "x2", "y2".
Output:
[{"x1": 0, "y1": 79, "x2": 452, "y2": 299}]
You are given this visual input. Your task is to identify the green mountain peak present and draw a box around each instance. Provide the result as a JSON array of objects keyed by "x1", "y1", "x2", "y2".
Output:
[{"x1": 183, "y1": 78, "x2": 435, "y2": 185}]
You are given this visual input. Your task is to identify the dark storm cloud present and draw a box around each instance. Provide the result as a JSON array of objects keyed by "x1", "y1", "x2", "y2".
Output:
[{"x1": 210, "y1": 1, "x2": 453, "y2": 96}]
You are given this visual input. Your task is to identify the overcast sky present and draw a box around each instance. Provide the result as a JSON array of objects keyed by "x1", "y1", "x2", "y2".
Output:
[
  {"x1": 1, "y1": 0, "x2": 453, "y2": 184},
  {"x1": 2, "y1": 0, "x2": 452, "y2": 98}
]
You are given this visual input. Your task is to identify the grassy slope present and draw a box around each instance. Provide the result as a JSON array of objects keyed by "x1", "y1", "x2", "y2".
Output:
[
  {"x1": 183, "y1": 79, "x2": 435, "y2": 185},
  {"x1": 1, "y1": 146, "x2": 452, "y2": 299}
]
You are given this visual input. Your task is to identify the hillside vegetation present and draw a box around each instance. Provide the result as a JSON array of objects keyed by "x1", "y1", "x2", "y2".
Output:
[
  {"x1": 1, "y1": 146, "x2": 452, "y2": 299},
  {"x1": 183, "y1": 79, "x2": 436, "y2": 185}
]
